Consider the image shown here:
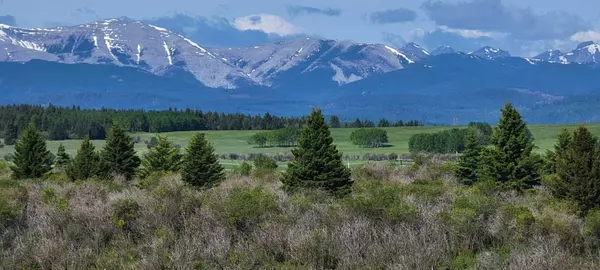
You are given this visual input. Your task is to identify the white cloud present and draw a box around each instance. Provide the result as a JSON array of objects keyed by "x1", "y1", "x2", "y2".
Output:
[
  {"x1": 570, "y1": 30, "x2": 600, "y2": 43},
  {"x1": 438, "y1": 26, "x2": 504, "y2": 39},
  {"x1": 233, "y1": 14, "x2": 301, "y2": 36}
]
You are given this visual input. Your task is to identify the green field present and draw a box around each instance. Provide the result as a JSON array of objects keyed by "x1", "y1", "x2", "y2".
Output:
[{"x1": 2, "y1": 123, "x2": 600, "y2": 163}]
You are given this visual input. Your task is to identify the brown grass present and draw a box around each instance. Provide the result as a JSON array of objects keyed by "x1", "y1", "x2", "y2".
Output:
[{"x1": 0, "y1": 160, "x2": 599, "y2": 269}]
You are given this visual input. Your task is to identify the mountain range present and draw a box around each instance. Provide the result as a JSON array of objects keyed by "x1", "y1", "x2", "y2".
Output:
[{"x1": 2, "y1": 18, "x2": 600, "y2": 124}]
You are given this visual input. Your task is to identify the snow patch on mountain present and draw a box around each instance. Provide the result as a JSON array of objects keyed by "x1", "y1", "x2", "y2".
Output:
[
  {"x1": 331, "y1": 63, "x2": 363, "y2": 84},
  {"x1": 384, "y1": 45, "x2": 414, "y2": 63}
]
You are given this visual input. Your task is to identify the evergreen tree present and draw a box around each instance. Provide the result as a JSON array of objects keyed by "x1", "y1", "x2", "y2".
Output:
[
  {"x1": 479, "y1": 103, "x2": 541, "y2": 189},
  {"x1": 544, "y1": 128, "x2": 572, "y2": 174},
  {"x1": 54, "y1": 143, "x2": 71, "y2": 172},
  {"x1": 282, "y1": 108, "x2": 352, "y2": 197},
  {"x1": 98, "y1": 125, "x2": 141, "y2": 180},
  {"x1": 139, "y1": 135, "x2": 182, "y2": 178},
  {"x1": 377, "y1": 118, "x2": 391, "y2": 127},
  {"x1": 554, "y1": 126, "x2": 600, "y2": 212},
  {"x1": 181, "y1": 133, "x2": 224, "y2": 188},
  {"x1": 329, "y1": 115, "x2": 341, "y2": 128},
  {"x1": 67, "y1": 136, "x2": 100, "y2": 180},
  {"x1": 10, "y1": 123, "x2": 54, "y2": 179},
  {"x1": 455, "y1": 128, "x2": 481, "y2": 185},
  {"x1": 3, "y1": 122, "x2": 18, "y2": 146}
]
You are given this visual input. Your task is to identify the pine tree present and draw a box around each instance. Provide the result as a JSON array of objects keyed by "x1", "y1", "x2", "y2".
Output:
[
  {"x1": 181, "y1": 133, "x2": 224, "y2": 188},
  {"x1": 544, "y1": 128, "x2": 572, "y2": 174},
  {"x1": 98, "y1": 125, "x2": 141, "y2": 180},
  {"x1": 54, "y1": 143, "x2": 71, "y2": 172},
  {"x1": 282, "y1": 108, "x2": 352, "y2": 197},
  {"x1": 10, "y1": 123, "x2": 54, "y2": 179},
  {"x1": 455, "y1": 128, "x2": 481, "y2": 185},
  {"x1": 554, "y1": 126, "x2": 600, "y2": 212},
  {"x1": 67, "y1": 136, "x2": 100, "y2": 180},
  {"x1": 479, "y1": 103, "x2": 541, "y2": 189},
  {"x1": 139, "y1": 135, "x2": 182, "y2": 178}
]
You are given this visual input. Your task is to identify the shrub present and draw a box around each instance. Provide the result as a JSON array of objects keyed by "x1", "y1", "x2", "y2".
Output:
[
  {"x1": 233, "y1": 162, "x2": 252, "y2": 176},
  {"x1": 253, "y1": 156, "x2": 278, "y2": 173},
  {"x1": 399, "y1": 179, "x2": 447, "y2": 201},
  {"x1": 41, "y1": 187, "x2": 69, "y2": 211},
  {"x1": 0, "y1": 189, "x2": 23, "y2": 227},
  {"x1": 346, "y1": 182, "x2": 418, "y2": 223},
  {"x1": 111, "y1": 198, "x2": 141, "y2": 231},
  {"x1": 224, "y1": 187, "x2": 277, "y2": 231},
  {"x1": 584, "y1": 210, "x2": 600, "y2": 247}
]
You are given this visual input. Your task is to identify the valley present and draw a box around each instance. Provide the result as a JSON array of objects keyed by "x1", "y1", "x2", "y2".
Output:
[{"x1": 2, "y1": 123, "x2": 598, "y2": 170}]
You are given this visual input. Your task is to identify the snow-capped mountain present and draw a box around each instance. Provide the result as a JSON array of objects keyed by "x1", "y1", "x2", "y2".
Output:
[
  {"x1": 430, "y1": 45, "x2": 456, "y2": 56},
  {"x1": 399, "y1": 42, "x2": 430, "y2": 60},
  {"x1": 532, "y1": 42, "x2": 600, "y2": 64},
  {"x1": 533, "y1": 50, "x2": 567, "y2": 64},
  {"x1": 0, "y1": 18, "x2": 253, "y2": 88},
  {"x1": 568, "y1": 41, "x2": 600, "y2": 63},
  {"x1": 213, "y1": 37, "x2": 415, "y2": 87},
  {"x1": 469, "y1": 46, "x2": 511, "y2": 60}
]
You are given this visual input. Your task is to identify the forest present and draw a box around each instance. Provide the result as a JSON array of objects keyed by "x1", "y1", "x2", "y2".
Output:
[{"x1": 0, "y1": 104, "x2": 422, "y2": 142}]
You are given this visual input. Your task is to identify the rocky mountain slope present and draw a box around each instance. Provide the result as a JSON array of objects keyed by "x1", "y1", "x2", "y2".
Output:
[
  {"x1": 0, "y1": 18, "x2": 253, "y2": 88},
  {"x1": 213, "y1": 37, "x2": 414, "y2": 88}
]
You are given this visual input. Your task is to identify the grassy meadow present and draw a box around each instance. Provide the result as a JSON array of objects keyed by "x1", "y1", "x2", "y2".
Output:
[{"x1": 2, "y1": 123, "x2": 600, "y2": 169}]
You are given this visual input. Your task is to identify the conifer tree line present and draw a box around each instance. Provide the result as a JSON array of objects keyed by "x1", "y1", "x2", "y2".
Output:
[
  {"x1": 0, "y1": 104, "x2": 422, "y2": 143},
  {"x1": 9, "y1": 121, "x2": 226, "y2": 189}
]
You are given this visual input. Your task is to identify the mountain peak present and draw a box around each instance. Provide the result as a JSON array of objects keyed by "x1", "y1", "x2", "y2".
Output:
[
  {"x1": 430, "y1": 45, "x2": 456, "y2": 56},
  {"x1": 400, "y1": 42, "x2": 429, "y2": 60},
  {"x1": 576, "y1": 41, "x2": 595, "y2": 49},
  {"x1": 470, "y1": 46, "x2": 510, "y2": 60}
]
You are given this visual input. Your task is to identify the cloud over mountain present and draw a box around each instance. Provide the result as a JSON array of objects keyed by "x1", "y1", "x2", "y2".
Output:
[
  {"x1": 233, "y1": 14, "x2": 301, "y2": 35},
  {"x1": 287, "y1": 6, "x2": 341, "y2": 17},
  {"x1": 145, "y1": 14, "x2": 294, "y2": 47},
  {"x1": 369, "y1": 8, "x2": 418, "y2": 24}
]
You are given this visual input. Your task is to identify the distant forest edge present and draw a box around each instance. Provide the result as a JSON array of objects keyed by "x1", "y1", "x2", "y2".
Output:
[{"x1": 0, "y1": 104, "x2": 423, "y2": 141}]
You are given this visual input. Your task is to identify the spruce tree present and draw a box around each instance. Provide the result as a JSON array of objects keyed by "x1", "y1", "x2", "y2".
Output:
[
  {"x1": 99, "y1": 124, "x2": 141, "y2": 180},
  {"x1": 282, "y1": 108, "x2": 352, "y2": 197},
  {"x1": 479, "y1": 103, "x2": 541, "y2": 189},
  {"x1": 554, "y1": 126, "x2": 600, "y2": 212},
  {"x1": 455, "y1": 128, "x2": 481, "y2": 185},
  {"x1": 67, "y1": 136, "x2": 100, "y2": 180},
  {"x1": 544, "y1": 128, "x2": 572, "y2": 174},
  {"x1": 181, "y1": 133, "x2": 224, "y2": 188},
  {"x1": 10, "y1": 123, "x2": 54, "y2": 179},
  {"x1": 139, "y1": 135, "x2": 182, "y2": 178},
  {"x1": 55, "y1": 143, "x2": 71, "y2": 172}
]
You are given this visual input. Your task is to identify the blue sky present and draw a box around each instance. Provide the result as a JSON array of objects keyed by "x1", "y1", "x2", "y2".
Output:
[{"x1": 2, "y1": 0, "x2": 600, "y2": 56}]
